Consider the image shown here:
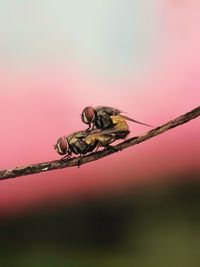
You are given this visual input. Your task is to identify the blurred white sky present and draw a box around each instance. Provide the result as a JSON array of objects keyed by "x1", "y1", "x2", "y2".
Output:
[{"x1": 0, "y1": 0, "x2": 159, "y2": 75}]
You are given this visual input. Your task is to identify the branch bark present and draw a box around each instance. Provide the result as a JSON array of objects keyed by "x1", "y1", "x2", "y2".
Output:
[{"x1": 0, "y1": 106, "x2": 199, "y2": 181}]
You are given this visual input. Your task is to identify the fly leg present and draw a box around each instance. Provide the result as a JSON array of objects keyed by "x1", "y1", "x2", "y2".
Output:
[
  {"x1": 77, "y1": 154, "x2": 83, "y2": 168},
  {"x1": 61, "y1": 154, "x2": 71, "y2": 160},
  {"x1": 86, "y1": 123, "x2": 95, "y2": 131},
  {"x1": 82, "y1": 142, "x2": 96, "y2": 155},
  {"x1": 86, "y1": 125, "x2": 91, "y2": 131},
  {"x1": 94, "y1": 144, "x2": 100, "y2": 152},
  {"x1": 77, "y1": 142, "x2": 96, "y2": 168},
  {"x1": 86, "y1": 123, "x2": 92, "y2": 131},
  {"x1": 105, "y1": 145, "x2": 119, "y2": 152},
  {"x1": 90, "y1": 123, "x2": 95, "y2": 131},
  {"x1": 104, "y1": 139, "x2": 120, "y2": 152}
]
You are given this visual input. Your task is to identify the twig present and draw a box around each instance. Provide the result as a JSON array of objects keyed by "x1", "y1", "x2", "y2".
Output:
[{"x1": 0, "y1": 106, "x2": 199, "y2": 181}]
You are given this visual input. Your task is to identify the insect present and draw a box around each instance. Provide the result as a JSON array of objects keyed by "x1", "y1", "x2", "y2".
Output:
[
  {"x1": 55, "y1": 115, "x2": 130, "y2": 159},
  {"x1": 81, "y1": 106, "x2": 152, "y2": 130}
]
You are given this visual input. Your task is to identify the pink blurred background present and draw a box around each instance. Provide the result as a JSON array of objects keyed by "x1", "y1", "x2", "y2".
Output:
[{"x1": 0, "y1": 0, "x2": 199, "y2": 217}]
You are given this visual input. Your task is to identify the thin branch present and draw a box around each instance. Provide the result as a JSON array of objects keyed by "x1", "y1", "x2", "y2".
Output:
[{"x1": 0, "y1": 106, "x2": 199, "y2": 181}]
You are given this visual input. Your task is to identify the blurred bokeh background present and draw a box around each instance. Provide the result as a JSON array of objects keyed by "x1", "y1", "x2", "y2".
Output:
[{"x1": 0, "y1": 0, "x2": 199, "y2": 266}]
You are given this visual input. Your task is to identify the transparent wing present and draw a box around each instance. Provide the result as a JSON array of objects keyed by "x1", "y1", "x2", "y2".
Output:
[
  {"x1": 94, "y1": 106, "x2": 152, "y2": 127},
  {"x1": 98, "y1": 127, "x2": 130, "y2": 136},
  {"x1": 120, "y1": 115, "x2": 153, "y2": 127}
]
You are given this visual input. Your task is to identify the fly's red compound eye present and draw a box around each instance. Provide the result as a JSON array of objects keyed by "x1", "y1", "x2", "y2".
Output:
[
  {"x1": 83, "y1": 106, "x2": 95, "y2": 123},
  {"x1": 56, "y1": 137, "x2": 68, "y2": 155},
  {"x1": 59, "y1": 138, "x2": 68, "y2": 153}
]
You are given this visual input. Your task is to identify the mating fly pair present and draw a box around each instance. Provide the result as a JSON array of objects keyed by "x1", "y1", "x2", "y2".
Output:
[{"x1": 55, "y1": 106, "x2": 152, "y2": 159}]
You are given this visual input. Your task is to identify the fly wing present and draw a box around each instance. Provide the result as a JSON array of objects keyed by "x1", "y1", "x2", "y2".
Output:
[
  {"x1": 95, "y1": 106, "x2": 122, "y2": 115},
  {"x1": 99, "y1": 127, "x2": 130, "y2": 138},
  {"x1": 120, "y1": 115, "x2": 153, "y2": 127},
  {"x1": 94, "y1": 107, "x2": 153, "y2": 126}
]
